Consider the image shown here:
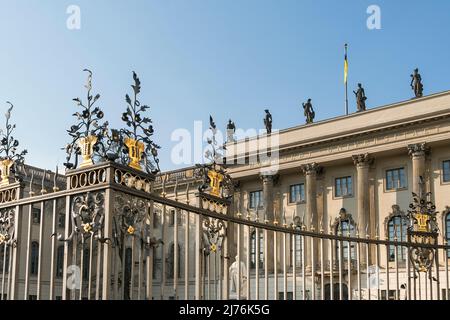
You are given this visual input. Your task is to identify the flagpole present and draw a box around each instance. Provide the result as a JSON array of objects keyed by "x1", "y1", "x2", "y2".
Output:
[{"x1": 345, "y1": 43, "x2": 349, "y2": 115}]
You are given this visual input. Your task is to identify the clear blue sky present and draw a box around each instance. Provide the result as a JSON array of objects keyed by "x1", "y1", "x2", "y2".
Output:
[{"x1": 0, "y1": 0, "x2": 449, "y2": 171}]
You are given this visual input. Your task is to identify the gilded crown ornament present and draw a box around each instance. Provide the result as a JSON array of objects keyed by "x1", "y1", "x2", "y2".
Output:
[
  {"x1": 64, "y1": 69, "x2": 107, "y2": 170},
  {"x1": 0, "y1": 102, "x2": 27, "y2": 186},
  {"x1": 196, "y1": 115, "x2": 233, "y2": 199},
  {"x1": 120, "y1": 72, "x2": 160, "y2": 174}
]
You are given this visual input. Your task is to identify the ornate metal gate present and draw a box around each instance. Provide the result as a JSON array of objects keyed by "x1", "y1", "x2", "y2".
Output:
[{"x1": 0, "y1": 70, "x2": 448, "y2": 300}]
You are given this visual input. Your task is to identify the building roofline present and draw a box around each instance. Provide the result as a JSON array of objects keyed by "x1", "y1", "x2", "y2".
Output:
[{"x1": 228, "y1": 89, "x2": 450, "y2": 145}]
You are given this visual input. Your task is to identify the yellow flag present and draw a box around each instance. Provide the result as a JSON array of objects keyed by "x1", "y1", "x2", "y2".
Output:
[{"x1": 344, "y1": 53, "x2": 348, "y2": 84}]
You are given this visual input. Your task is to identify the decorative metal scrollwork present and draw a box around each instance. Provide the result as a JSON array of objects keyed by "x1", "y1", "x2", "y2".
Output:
[
  {"x1": 410, "y1": 244, "x2": 435, "y2": 273},
  {"x1": 64, "y1": 69, "x2": 108, "y2": 170},
  {"x1": 202, "y1": 217, "x2": 226, "y2": 255},
  {"x1": 0, "y1": 103, "x2": 27, "y2": 186},
  {"x1": 114, "y1": 192, "x2": 147, "y2": 237},
  {"x1": 58, "y1": 191, "x2": 106, "y2": 242},
  {"x1": 195, "y1": 115, "x2": 234, "y2": 199},
  {"x1": 0, "y1": 208, "x2": 15, "y2": 246},
  {"x1": 407, "y1": 177, "x2": 439, "y2": 273},
  {"x1": 120, "y1": 72, "x2": 160, "y2": 174}
]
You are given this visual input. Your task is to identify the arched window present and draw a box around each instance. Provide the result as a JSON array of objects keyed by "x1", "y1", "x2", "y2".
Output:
[
  {"x1": 56, "y1": 245, "x2": 64, "y2": 278},
  {"x1": 166, "y1": 243, "x2": 181, "y2": 279},
  {"x1": 250, "y1": 231, "x2": 264, "y2": 269},
  {"x1": 334, "y1": 209, "x2": 356, "y2": 261},
  {"x1": 385, "y1": 205, "x2": 409, "y2": 262},
  {"x1": 30, "y1": 241, "x2": 39, "y2": 275}
]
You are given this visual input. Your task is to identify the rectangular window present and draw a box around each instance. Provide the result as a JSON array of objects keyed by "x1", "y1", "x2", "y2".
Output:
[
  {"x1": 443, "y1": 160, "x2": 450, "y2": 182},
  {"x1": 335, "y1": 176, "x2": 353, "y2": 197},
  {"x1": 289, "y1": 184, "x2": 305, "y2": 203},
  {"x1": 386, "y1": 168, "x2": 407, "y2": 190},
  {"x1": 249, "y1": 190, "x2": 263, "y2": 209},
  {"x1": 32, "y1": 207, "x2": 41, "y2": 224}
]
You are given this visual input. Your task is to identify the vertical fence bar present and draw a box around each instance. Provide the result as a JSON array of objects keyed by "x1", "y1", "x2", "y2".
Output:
[
  {"x1": 311, "y1": 235, "x2": 315, "y2": 300},
  {"x1": 173, "y1": 208, "x2": 179, "y2": 299},
  {"x1": 347, "y1": 237, "x2": 351, "y2": 300},
  {"x1": 184, "y1": 211, "x2": 189, "y2": 299},
  {"x1": 62, "y1": 195, "x2": 71, "y2": 300},
  {"x1": 435, "y1": 243, "x2": 440, "y2": 300},
  {"x1": 137, "y1": 236, "x2": 143, "y2": 300},
  {"x1": 49, "y1": 199, "x2": 58, "y2": 300},
  {"x1": 236, "y1": 222, "x2": 241, "y2": 300},
  {"x1": 6, "y1": 245, "x2": 12, "y2": 300},
  {"x1": 88, "y1": 236, "x2": 93, "y2": 299},
  {"x1": 10, "y1": 203, "x2": 23, "y2": 300},
  {"x1": 102, "y1": 184, "x2": 115, "y2": 300},
  {"x1": 417, "y1": 272, "x2": 422, "y2": 300},
  {"x1": 36, "y1": 202, "x2": 45, "y2": 300},
  {"x1": 375, "y1": 242, "x2": 380, "y2": 300},
  {"x1": 366, "y1": 242, "x2": 370, "y2": 300},
  {"x1": 1, "y1": 243, "x2": 6, "y2": 300},
  {"x1": 292, "y1": 234, "x2": 296, "y2": 300},
  {"x1": 446, "y1": 246, "x2": 449, "y2": 300},
  {"x1": 195, "y1": 205, "x2": 202, "y2": 300},
  {"x1": 23, "y1": 204, "x2": 33, "y2": 300},
  {"x1": 320, "y1": 236, "x2": 324, "y2": 300},
  {"x1": 79, "y1": 237, "x2": 85, "y2": 300},
  {"x1": 302, "y1": 235, "x2": 306, "y2": 300},
  {"x1": 429, "y1": 268, "x2": 433, "y2": 300},
  {"x1": 121, "y1": 234, "x2": 126, "y2": 299},
  {"x1": 273, "y1": 231, "x2": 278, "y2": 300},
  {"x1": 214, "y1": 251, "x2": 218, "y2": 300},
  {"x1": 329, "y1": 237, "x2": 334, "y2": 300},
  {"x1": 385, "y1": 244, "x2": 390, "y2": 300},
  {"x1": 413, "y1": 262, "x2": 417, "y2": 300},
  {"x1": 207, "y1": 253, "x2": 211, "y2": 299},
  {"x1": 71, "y1": 233, "x2": 78, "y2": 300},
  {"x1": 146, "y1": 200, "x2": 154, "y2": 300},
  {"x1": 356, "y1": 240, "x2": 361, "y2": 300},
  {"x1": 95, "y1": 232, "x2": 102, "y2": 300},
  {"x1": 161, "y1": 204, "x2": 167, "y2": 299},
  {"x1": 406, "y1": 242, "x2": 410, "y2": 300},
  {"x1": 395, "y1": 242, "x2": 399, "y2": 300},
  {"x1": 130, "y1": 236, "x2": 136, "y2": 300},
  {"x1": 255, "y1": 228, "x2": 260, "y2": 300},
  {"x1": 246, "y1": 225, "x2": 251, "y2": 300},
  {"x1": 283, "y1": 233, "x2": 287, "y2": 300},
  {"x1": 338, "y1": 238, "x2": 343, "y2": 300},
  {"x1": 264, "y1": 229, "x2": 268, "y2": 300}
]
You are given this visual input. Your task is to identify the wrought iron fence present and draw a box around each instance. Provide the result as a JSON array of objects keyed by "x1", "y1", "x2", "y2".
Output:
[{"x1": 0, "y1": 161, "x2": 448, "y2": 300}]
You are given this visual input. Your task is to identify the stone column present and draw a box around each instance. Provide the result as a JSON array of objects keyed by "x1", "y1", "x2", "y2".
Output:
[
  {"x1": 261, "y1": 173, "x2": 276, "y2": 272},
  {"x1": 407, "y1": 143, "x2": 430, "y2": 195},
  {"x1": 352, "y1": 154, "x2": 373, "y2": 236},
  {"x1": 301, "y1": 163, "x2": 322, "y2": 269},
  {"x1": 352, "y1": 153, "x2": 373, "y2": 266}
]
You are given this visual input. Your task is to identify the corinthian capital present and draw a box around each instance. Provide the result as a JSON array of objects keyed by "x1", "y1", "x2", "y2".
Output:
[
  {"x1": 407, "y1": 143, "x2": 430, "y2": 158},
  {"x1": 352, "y1": 153, "x2": 374, "y2": 167},
  {"x1": 301, "y1": 162, "x2": 322, "y2": 175}
]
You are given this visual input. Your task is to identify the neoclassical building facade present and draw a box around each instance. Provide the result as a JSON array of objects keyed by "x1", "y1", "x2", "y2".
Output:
[{"x1": 152, "y1": 90, "x2": 450, "y2": 299}]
